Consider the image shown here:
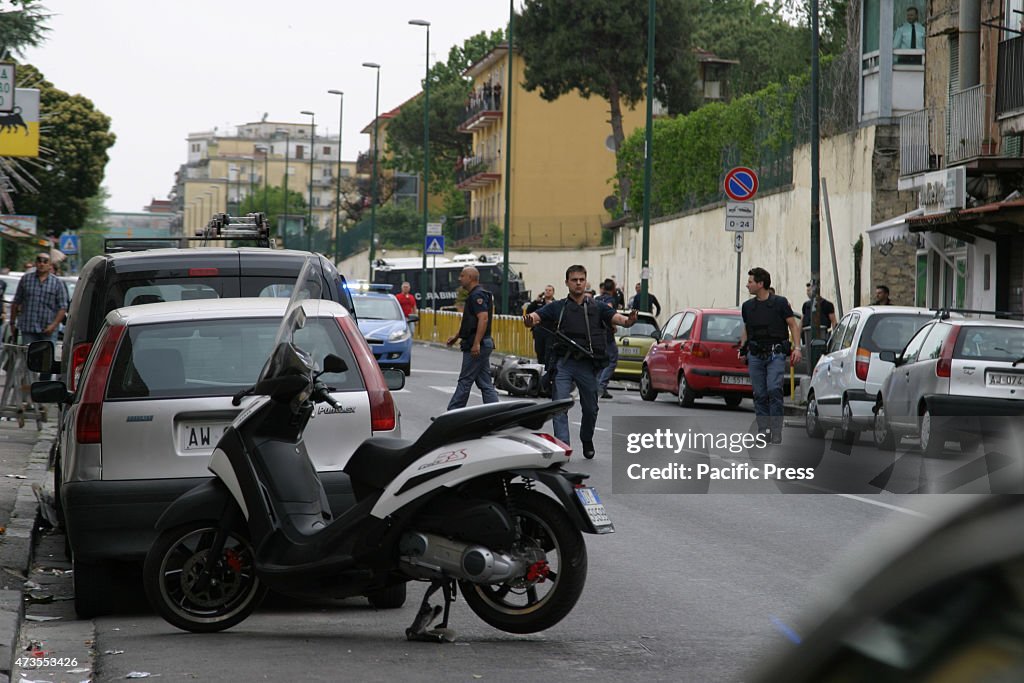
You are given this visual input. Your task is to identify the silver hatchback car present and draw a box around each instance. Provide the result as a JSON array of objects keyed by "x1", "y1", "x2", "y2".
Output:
[
  {"x1": 873, "y1": 316, "x2": 1024, "y2": 456},
  {"x1": 40, "y1": 297, "x2": 401, "y2": 617}
]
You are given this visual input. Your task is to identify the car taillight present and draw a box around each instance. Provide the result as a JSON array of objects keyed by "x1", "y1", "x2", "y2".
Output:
[
  {"x1": 936, "y1": 326, "x2": 961, "y2": 378},
  {"x1": 534, "y1": 432, "x2": 572, "y2": 458},
  {"x1": 336, "y1": 315, "x2": 396, "y2": 432},
  {"x1": 188, "y1": 267, "x2": 219, "y2": 277},
  {"x1": 69, "y1": 342, "x2": 93, "y2": 391},
  {"x1": 855, "y1": 347, "x2": 871, "y2": 381},
  {"x1": 75, "y1": 325, "x2": 125, "y2": 445}
]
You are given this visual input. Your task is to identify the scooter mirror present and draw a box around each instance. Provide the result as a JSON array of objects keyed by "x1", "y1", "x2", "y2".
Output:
[
  {"x1": 322, "y1": 353, "x2": 348, "y2": 374},
  {"x1": 382, "y1": 368, "x2": 405, "y2": 391}
]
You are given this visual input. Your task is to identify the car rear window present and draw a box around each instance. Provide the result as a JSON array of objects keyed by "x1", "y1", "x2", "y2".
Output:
[
  {"x1": 859, "y1": 313, "x2": 933, "y2": 352},
  {"x1": 106, "y1": 317, "x2": 364, "y2": 400},
  {"x1": 618, "y1": 318, "x2": 658, "y2": 338},
  {"x1": 954, "y1": 326, "x2": 1024, "y2": 362},
  {"x1": 701, "y1": 314, "x2": 744, "y2": 343}
]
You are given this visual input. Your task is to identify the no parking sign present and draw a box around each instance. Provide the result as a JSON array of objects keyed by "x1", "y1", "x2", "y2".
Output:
[{"x1": 723, "y1": 167, "x2": 758, "y2": 202}]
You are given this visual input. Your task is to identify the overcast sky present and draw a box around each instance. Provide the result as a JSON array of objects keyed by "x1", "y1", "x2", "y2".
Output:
[{"x1": 24, "y1": 1, "x2": 511, "y2": 213}]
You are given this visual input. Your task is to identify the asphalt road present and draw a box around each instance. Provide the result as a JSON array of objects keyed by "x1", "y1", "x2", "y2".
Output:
[{"x1": 67, "y1": 344, "x2": 957, "y2": 681}]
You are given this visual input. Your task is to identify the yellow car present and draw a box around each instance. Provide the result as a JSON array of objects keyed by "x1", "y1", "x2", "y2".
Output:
[{"x1": 612, "y1": 311, "x2": 660, "y2": 380}]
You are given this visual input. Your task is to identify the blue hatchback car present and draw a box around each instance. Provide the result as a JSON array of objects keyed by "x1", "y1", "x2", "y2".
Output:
[{"x1": 351, "y1": 290, "x2": 414, "y2": 375}]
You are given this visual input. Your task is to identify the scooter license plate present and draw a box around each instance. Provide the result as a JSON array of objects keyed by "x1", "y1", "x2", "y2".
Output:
[{"x1": 575, "y1": 486, "x2": 614, "y2": 533}]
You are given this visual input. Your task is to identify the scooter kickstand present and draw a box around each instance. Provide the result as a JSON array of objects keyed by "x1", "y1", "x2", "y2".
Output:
[{"x1": 405, "y1": 579, "x2": 457, "y2": 643}]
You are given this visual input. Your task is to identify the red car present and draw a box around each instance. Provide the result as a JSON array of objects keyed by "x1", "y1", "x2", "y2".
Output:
[{"x1": 640, "y1": 308, "x2": 752, "y2": 407}]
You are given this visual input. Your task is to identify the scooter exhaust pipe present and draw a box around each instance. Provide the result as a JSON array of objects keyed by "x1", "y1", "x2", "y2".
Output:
[{"x1": 399, "y1": 532, "x2": 524, "y2": 584}]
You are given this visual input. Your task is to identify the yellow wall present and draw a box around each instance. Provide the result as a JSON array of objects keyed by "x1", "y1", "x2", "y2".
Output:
[{"x1": 466, "y1": 53, "x2": 647, "y2": 247}]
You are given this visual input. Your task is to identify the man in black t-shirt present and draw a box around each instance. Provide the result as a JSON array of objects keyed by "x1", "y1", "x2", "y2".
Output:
[
  {"x1": 446, "y1": 266, "x2": 499, "y2": 410},
  {"x1": 800, "y1": 282, "x2": 837, "y2": 333},
  {"x1": 740, "y1": 268, "x2": 803, "y2": 444}
]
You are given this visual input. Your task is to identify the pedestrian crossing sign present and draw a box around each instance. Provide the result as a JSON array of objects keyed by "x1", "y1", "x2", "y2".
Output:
[
  {"x1": 59, "y1": 233, "x2": 79, "y2": 255},
  {"x1": 425, "y1": 235, "x2": 445, "y2": 255}
]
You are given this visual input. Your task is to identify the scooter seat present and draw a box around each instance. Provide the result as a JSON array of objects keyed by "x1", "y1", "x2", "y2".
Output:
[{"x1": 346, "y1": 401, "x2": 539, "y2": 491}]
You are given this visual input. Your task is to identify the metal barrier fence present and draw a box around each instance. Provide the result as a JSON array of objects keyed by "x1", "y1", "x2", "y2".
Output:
[{"x1": 412, "y1": 309, "x2": 537, "y2": 359}]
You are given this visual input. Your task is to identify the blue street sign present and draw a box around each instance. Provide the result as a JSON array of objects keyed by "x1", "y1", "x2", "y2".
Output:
[
  {"x1": 425, "y1": 235, "x2": 445, "y2": 255},
  {"x1": 58, "y1": 233, "x2": 79, "y2": 255}
]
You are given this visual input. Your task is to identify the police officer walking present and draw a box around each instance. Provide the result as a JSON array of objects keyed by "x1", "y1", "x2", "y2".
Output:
[
  {"x1": 523, "y1": 265, "x2": 636, "y2": 459},
  {"x1": 446, "y1": 266, "x2": 499, "y2": 410},
  {"x1": 595, "y1": 279, "x2": 619, "y2": 399},
  {"x1": 739, "y1": 267, "x2": 802, "y2": 444}
]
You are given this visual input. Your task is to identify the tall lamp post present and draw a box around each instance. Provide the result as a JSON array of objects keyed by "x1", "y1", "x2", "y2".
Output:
[
  {"x1": 277, "y1": 129, "x2": 291, "y2": 242},
  {"x1": 362, "y1": 61, "x2": 381, "y2": 272},
  {"x1": 328, "y1": 89, "x2": 344, "y2": 263},
  {"x1": 300, "y1": 111, "x2": 316, "y2": 251},
  {"x1": 256, "y1": 144, "x2": 269, "y2": 216},
  {"x1": 409, "y1": 19, "x2": 430, "y2": 306}
]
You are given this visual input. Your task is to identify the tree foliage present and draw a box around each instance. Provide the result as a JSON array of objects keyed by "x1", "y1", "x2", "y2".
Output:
[
  {"x1": 693, "y1": 0, "x2": 851, "y2": 98},
  {"x1": 0, "y1": 0, "x2": 50, "y2": 57},
  {"x1": 12, "y1": 64, "x2": 116, "y2": 232},
  {"x1": 373, "y1": 202, "x2": 423, "y2": 248},
  {"x1": 385, "y1": 30, "x2": 505, "y2": 222},
  {"x1": 238, "y1": 184, "x2": 307, "y2": 236},
  {"x1": 516, "y1": 0, "x2": 698, "y2": 206}
]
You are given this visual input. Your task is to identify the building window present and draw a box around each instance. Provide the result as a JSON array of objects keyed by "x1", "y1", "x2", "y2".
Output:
[
  {"x1": 191, "y1": 143, "x2": 200, "y2": 153},
  {"x1": 323, "y1": 146, "x2": 331, "y2": 156},
  {"x1": 1006, "y1": 0, "x2": 1023, "y2": 39},
  {"x1": 295, "y1": 145, "x2": 305, "y2": 160}
]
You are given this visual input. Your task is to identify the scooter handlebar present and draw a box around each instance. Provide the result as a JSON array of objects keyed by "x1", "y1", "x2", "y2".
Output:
[{"x1": 313, "y1": 383, "x2": 340, "y2": 409}]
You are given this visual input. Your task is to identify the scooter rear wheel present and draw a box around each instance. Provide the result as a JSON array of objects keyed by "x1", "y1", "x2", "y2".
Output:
[
  {"x1": 144, "y1": 521, "x2": 267, "y2": 633},
  {"x1": 460, "y1": 492, "x2": 587, "y2": 634}
]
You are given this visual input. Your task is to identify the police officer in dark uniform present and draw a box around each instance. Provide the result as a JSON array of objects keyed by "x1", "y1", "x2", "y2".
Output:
[
  {"x1": 523, "y1": 265, "x2": 637, "y2": 459},
  {"x1": 739, "y1": 267, "x2": 802, "y2": 444},
  {"x1": 446, "y1": 266, "x2": 499, "y2": 409}
]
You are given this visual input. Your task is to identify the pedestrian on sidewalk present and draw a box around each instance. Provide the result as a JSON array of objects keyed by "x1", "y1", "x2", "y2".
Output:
[
  {"x1": 446, "y1": 266, "x2": 499, "y2": 410},
  {"x1": 627, "y1": 282, "x2": 662, "y2": 317},
  {"x1": 874, "y1": 284, "x2": 892, "y2": 305},
  {"x1": 739, "y1": 267, "x2": 802, "y2": 444},
  {"x1": 801, "y1": 282, "x2": 837, "y2": 333},
  {"x1": 523, "y1": 264, "x2": 637, "y2": 459},
  {"x1": 11, "y1": 253, "x2": 68, "y2": 380}
]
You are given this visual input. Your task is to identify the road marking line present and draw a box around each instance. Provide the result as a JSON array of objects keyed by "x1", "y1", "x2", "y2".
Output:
[
  {"x1": 571, "y1": 421, "x2": 607, "y2": 432},
  {"x1": 837, "y1": 493, "x2": 927, "y2": 517},
  {"x1": 412, "y1": 369, "x2": 461, "y2": 375}
]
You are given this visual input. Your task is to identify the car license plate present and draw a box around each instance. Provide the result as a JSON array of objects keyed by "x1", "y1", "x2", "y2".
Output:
[
  {"x1": 575, "y1": 486, "x2": 614, "y2": 533},
  {"x1": 619, "y1": 346, "x2": 641, "y2": 356},
  {"x1": 988, "y1": 372, "x2": 1024, "y2": 387},
  {"x1": 180, "y1": 422, "x2": 230, "y2": 452},
  {"x1": 721, "y1": 375, "x2": 751, "y2": 385}
]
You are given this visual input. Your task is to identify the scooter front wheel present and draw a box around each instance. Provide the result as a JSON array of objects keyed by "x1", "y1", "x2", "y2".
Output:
[
  {"x1": 460, "y1": 492, "x2": 587, "y2": 634},
  {"x1": 143, "y1": 521, "x2": 267, "y2": 633}
]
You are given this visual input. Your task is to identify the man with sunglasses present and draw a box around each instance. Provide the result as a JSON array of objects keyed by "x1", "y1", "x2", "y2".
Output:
[{"x1": 11, "y1": 253, "x2": 69, "y2": 379}]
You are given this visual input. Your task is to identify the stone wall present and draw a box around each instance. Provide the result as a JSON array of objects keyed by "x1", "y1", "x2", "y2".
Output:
[{"x1": 870, "y1": 240, "x2": 919, "y2": 305}]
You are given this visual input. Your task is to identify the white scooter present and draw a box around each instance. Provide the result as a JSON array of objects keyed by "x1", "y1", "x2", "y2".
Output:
[{"x1": 142, "y1": 258, "x2": 613, "y2": 641}]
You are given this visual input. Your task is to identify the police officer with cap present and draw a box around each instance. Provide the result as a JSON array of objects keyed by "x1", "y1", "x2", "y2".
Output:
[
  {"x1": 739, "y1": 267, "x2": 802, "y2": 444},
  {"x1": 523, "y1": 264, "x2": 637, "y2": 459},
  {"x1": 446, "y1": 266, "x2": 499, "y2": 409}
]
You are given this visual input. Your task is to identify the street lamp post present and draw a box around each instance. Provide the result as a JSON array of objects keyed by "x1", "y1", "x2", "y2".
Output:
[
  {"x1": 257, "y1": 145, "x2": 269, "y2": 217},
  {"x1": 280, "y1": 130, "x2": 291, "y2": 241},
  {"x1": 300, "y1": 111, "x2": 316, "y2": 252},
  {"x1": 328, "y1": 89, "x2": 344, "y2": 263},
  {"x1": 247, "y1": 157, "x2": 256, "y2": 209},
  {"x1": 410, "y1": 19, "x2": 430, "y2": 307},
  {"x1": 363, "y1": 62, "x2": 381, "y2": 272}
]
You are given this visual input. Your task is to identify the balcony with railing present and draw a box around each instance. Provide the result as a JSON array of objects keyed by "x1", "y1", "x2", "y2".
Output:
[
  {"x1": 458, "y1": 87, "x2": 503, "y2": 133},
  {"x1": 947, "y1": 84, "x2": 993, "y2": 164},
  {"x1": 899, "y1": 107, "x2": 943, "y2": 176},
  {"x1": 996, "y1": 36, "x2": 1024, "y2": 117},
  {"x1": 356, "y1": 151, "x2": 374, "y2": 175},
  {"x1": 455, "y1": 155, "x2": 501, "y2": 190}
]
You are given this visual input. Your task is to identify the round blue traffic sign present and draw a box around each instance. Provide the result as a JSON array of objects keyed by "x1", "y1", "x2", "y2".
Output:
[{"x1": 723, "y1": 167, "x2": 759, "y2": 202}]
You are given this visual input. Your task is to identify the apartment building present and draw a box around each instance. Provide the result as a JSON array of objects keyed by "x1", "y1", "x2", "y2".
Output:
[{"x1": 173, "y1": 121, "x2": 357, "y2": 247}]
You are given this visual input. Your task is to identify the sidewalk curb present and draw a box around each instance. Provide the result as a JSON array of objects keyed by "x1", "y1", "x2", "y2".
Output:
[{"x1": 0, "y1": 423, "x2": 56, "y2": 682}]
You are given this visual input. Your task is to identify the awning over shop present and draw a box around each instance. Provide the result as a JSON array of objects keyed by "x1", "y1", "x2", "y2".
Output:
[
  {"x1": 866, "y1": 208, "x2": 925, "y2": 246},
  {"x1": 907, "y1": 198, "x2": 1024, "y2": 242}
]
